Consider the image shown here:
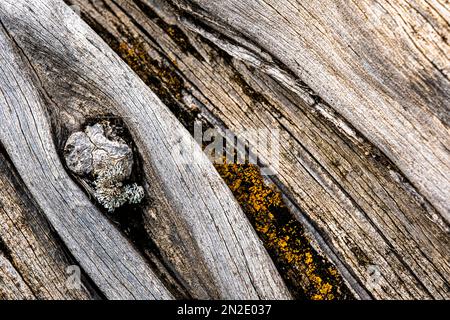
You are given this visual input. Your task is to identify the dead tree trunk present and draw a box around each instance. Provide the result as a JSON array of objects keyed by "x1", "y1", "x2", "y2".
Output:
[
  {"x1": 0, "y1": 0, "x2": 291, "y2": 300},
  {"x1": 0, "y1": 0, "x2": 448, "y2": 300}
]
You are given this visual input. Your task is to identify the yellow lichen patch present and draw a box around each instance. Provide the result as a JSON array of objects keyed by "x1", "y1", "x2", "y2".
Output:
[
  {"x1": 215, "y1": 161, "x2": 351, "y2": 300},
  {"x1": 116, "y1": 41, "x2": 184, "y2": 101},
  {"x1": 114, "y1": 39, "x2": 199, "y2": 130}
]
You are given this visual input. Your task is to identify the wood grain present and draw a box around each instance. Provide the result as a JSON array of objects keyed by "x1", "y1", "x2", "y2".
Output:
[
  {"x1": 172, "y1": 0, "x2": 450, "y2": 222},
  {"x1": 67, "y1": 0, "x2": 450, "y2": 299},
  {"x1": 0, "y1": 150, "x2": 99, "y2": 299},
  {"x1": 0, "y1": 0, "x2": 291, "y2": 300}
]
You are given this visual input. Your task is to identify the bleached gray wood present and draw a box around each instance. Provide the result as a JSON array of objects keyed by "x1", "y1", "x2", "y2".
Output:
[
  {"x1": 0, "y1": 19, "x2": 172, "y2": 301},
  {"x1": 172, "y1": 0, "x2": 450, "y2": 222},
  {"x1": 68, "y1": 0, "x2": 450, "y2": 299},
  {"x1": 0, "y1": 0, "x2": 291, "y2": 300},
  {"x1": 0, "y1": 151, "x2": 98, "y2": 299},
  {"x1": 170, "y1": 0, "x2": 450, "y2": 299}
]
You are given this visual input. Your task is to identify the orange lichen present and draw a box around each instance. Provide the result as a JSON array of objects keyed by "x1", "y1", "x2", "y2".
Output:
[
  {"x1": 117, "y1": 41, "x2": 184, "y2": 101},
  {"x1": 215, "y1": 161, "x2": 351, "y2": 300}
]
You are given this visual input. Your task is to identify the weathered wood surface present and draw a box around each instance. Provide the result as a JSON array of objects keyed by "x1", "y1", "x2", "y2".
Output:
[
  {"x1": 64, "y1": 0, "x2": 450, "y2": 299},
  {"x1": 169, "y1": 0, "x2": 450, "y2": 298},
  {"x1": 0, "y1": 0, "x2": 291, "y2": 299},
  {"x1": 0, "y1": 0, "x2": 448, "y2": 300},
  {"x1": 0, "y1": 7, "x2": 173, "y2": 299},
  {"x1": 172, "y1": 0, "x2": 450, "y2": 221},
  {"x1": 0, "y1": 151, "x2": 99, "y2": 299}
]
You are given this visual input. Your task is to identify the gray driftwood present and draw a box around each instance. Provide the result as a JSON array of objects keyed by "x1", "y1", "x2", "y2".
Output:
[
  {"x1": 0, "y1": 0, "x2": 291, "y2": 299},
  {"x1": 64, "y1": 0, "x2": 449, "y2": 300},
  {"x1": 0, "y1": 0, "x2": 448, "y2": 300},
  {"x1": 173, "y1": 0, "x2": 450, "y2": 221},
  {"x1": 0, "y1": 151, "x2": 99, "y2": 299}
]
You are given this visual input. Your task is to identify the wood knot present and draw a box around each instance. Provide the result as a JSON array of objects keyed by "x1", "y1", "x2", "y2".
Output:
[{"x1": 64, "y1": 122, "x2": 144, "y2": 212}]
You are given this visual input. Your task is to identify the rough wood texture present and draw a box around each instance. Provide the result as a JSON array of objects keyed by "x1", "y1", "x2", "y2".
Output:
[
  {"x1": 66, "y1": 0, "x2": 450, "y2": 299},
  {"x1": 0, "y1": 0, "x2": 291, "y2": 300},
  {"x1": 0, "y1": 12, "x2": 172, "y2": 300},
  {"x1": 0, "y1": 150, "x2": 99, "y2": 299},
  {"x1": 0, "y1": 0, "x2": 448, "y2": 300},
  {"x1": 0, "y1": 251, "x2": 34, "y2": 299},
  {"x1": 173, "y1": 0, "x2": 450, "y2": 222},
  {"x1": 168, "y1": 0, "x2": 450, "y2": 298}
]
